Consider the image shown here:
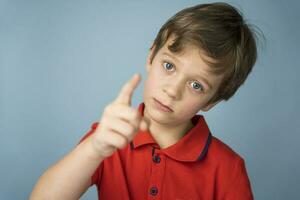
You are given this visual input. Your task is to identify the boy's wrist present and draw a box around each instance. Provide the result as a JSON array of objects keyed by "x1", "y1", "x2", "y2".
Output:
[{"x1": 79, "y1": 136, "x2": 106, "y2": 161}]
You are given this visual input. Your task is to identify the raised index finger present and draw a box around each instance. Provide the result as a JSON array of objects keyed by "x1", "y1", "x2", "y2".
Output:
[{"x1": 115, "y1": 73, "x2": 141, "y2": 106}]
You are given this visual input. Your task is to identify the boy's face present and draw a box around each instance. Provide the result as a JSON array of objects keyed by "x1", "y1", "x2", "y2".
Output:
[{"x1": 143, "y1": 36, "x2": 224, "y2": 126}]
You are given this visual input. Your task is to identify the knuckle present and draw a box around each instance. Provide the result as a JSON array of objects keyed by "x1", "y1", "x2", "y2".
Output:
[
  {"x1": 100, "y1": 116, "x2": 110, "y2": 127},
  {"x1": 121, "y1": 125, "x2": 134, "y2": 137},
  {"x1": 104, "y1": 104, "x2": 112, "y2": 114},
  {"x1": 127, "y1": 125, "x2": 135, "y2": 134},
  {"x1": 105, "y1": 104, "x2": 117, "y2": 116},
  {"x1": 100, "y1": 116, "x2": 107, "y2": 124},
  {"x1": 127, "y1": 135, "x2": 133, "y2": 142}
]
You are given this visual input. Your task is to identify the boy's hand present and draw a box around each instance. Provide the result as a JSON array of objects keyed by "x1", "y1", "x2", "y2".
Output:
[{"x1": 90, "y1": 73, "x2": 149, "y2": 158}]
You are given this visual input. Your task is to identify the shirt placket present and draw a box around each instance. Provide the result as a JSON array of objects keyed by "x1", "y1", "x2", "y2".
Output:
[{"x1": 147, "y1": 147, "x2": 166, "y2": 200}]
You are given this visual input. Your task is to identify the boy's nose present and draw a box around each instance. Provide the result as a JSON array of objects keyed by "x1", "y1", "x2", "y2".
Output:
[{"x1": 163, "y1": 80, "x2": 183, "y2": 100}]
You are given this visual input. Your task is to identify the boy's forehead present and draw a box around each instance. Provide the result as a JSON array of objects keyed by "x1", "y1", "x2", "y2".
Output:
[
  {"x1": 160, "y1": 37, "x2": 215, "y2": 75},
  {"x1": 162, "y1": 35, "x2": 214, "y2": 61}
]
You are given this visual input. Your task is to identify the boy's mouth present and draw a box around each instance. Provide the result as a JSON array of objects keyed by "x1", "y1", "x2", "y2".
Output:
[{"x1": 153, "y1": 98, "x2": 173, "y2": 112}]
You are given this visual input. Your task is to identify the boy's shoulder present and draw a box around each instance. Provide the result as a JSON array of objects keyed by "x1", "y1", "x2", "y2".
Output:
[
  {"x1": 190, "y1": 113, "x2": 245, "y2": 164},
  {"x1": 209, "y1": 135, "x2": 245, "y2": 164}
]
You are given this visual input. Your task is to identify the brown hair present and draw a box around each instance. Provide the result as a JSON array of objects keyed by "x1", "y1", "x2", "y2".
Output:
[{"x1": 149, "y1": 2, "x2": 263, "y2": 106}]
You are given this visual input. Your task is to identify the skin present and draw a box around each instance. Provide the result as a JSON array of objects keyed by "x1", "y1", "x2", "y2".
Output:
[{"x1": 143, "y1": 36, "x2": 224, "y2": 148}]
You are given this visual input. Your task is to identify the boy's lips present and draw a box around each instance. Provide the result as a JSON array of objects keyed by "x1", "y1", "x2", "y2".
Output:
[{"x1": 153, "y1": 98, "x2": 173, "y2": 112}]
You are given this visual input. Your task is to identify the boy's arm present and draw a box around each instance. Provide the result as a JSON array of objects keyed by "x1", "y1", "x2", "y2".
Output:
[
  {"x1": 29, "y1": 135, "x2": 104, "y2": 200},
  {"x1": 224, "y1": 158, "x2": 254, "y2": 200},
  {"x1": 30, "y1": 73, "x2": 149, "y2": 200}
]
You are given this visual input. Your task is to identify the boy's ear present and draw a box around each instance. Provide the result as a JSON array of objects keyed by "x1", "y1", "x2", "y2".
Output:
[
  {"x1": 201, "y1": 100, "x2": 222, "y2": 112},
  {"x1": 146, "y1": 44, "x2": 155, "y2": 72}
]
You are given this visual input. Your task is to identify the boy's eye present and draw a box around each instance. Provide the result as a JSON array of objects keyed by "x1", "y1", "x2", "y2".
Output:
[
  {"x1": 163, "y1": 62, "x2": 174, "y2": 71},
  {"x1": 162, "y1": 61, "x2": 204, "y2": 93},
  {"x1": 189, "y1": 81, "x2": 204, "y2": 92}
]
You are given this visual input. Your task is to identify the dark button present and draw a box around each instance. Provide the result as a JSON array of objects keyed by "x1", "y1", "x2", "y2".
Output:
[
  {"x1": 153, "y1": 155, "x2": 161, "y2": 163},
  {"x1": 150, "y1": 186, "x2": 158, "y2": 196}
]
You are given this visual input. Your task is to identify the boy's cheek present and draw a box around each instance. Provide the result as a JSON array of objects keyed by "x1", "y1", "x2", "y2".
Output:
[
  {"x1": 144, "y1": 80, "x2": 156, "y2": 96},
  {"x1": 143, "y1": 78, "x2": 155, "y2": 97},
  {"x1": 178, "y1": 98, "x2": 199, "y2": 113},
  {"x1": 146, "y1": 70, "x2": 162, "y2": 88}
]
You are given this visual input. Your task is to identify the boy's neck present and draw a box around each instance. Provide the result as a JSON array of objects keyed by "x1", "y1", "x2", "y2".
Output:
[
  {"x1": 143, "y1": 108, "x2": 194, "y2": 149},
  {"x1": 151, "y1": 121, "x2": 194, "y2": 149}
]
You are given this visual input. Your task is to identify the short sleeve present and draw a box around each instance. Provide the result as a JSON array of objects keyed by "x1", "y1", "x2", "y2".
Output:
[
  {"x1": 78, "y1": 122, "x2": 103, "y2": 186},
  {"x1": 78, "y1": 122, "x2": 100, "y2": 144},
  {"x1": 224, "y1": 158, "x2": 254, "y2": 200}
]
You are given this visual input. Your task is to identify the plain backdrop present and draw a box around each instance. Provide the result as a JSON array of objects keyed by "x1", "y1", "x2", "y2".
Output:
[{"x1": 1, "y1": 0, "x2": 299, "y2": 199}]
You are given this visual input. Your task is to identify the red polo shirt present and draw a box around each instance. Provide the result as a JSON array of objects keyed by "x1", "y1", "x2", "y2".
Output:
[{"x1": 80, "y1": 102, "x2": 254, "y2": 200}]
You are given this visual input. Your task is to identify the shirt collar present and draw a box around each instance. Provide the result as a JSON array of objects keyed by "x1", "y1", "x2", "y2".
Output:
[{"x1": 131, "y1": 102, "x2": 212, "y2": 162}]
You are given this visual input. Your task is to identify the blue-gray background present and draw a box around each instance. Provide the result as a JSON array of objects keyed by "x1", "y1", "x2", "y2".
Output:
[{"x1": 1, "y1": 0, "x2": 299, "y2": 199}]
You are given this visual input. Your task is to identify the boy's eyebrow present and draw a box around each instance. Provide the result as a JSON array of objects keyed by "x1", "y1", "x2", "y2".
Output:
[{"x1": 161, "y1": 52, "x2": 213, "y2": 90}]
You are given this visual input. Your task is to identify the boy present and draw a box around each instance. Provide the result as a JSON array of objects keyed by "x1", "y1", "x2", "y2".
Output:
[{"x1": 30, "y1": 2, "x2": 258, "y2": 200}]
